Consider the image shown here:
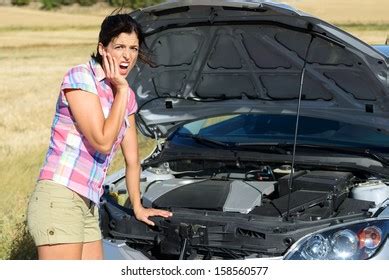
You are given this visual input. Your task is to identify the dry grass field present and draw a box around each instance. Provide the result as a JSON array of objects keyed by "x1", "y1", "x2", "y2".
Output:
[
  {"x1": 0, "y1": 0, "x2": 388, "y2": 259},
  {"x1": 286, "y1": 0, "x2": 389, "y2": 44},
  {"x1": 286, "y1": 0, "x2": 389, "y2": 24}
]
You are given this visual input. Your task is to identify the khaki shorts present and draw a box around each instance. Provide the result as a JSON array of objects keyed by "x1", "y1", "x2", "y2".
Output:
[{"x1": 27, "y1": 180, "x2": 102, "y2": 246}]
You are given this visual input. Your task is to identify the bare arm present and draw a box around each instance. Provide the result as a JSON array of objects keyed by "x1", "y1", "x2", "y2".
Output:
[
  {"x1": 66, "y1": 88, "x2": 127, "y2": 154},
  {"x1": 121, "y1": 115, "x2": 172, "y2": 226},
  {"x1": 66, "y1": 51, "x2": 129, "y2": 154}
]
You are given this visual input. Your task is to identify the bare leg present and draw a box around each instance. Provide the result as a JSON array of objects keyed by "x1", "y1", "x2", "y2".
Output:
[
  {"x1": 81, "y1": 240, "x2": 103, "y2": 260},
  {"x1": 38, "y1": 243, "x2": 83, "y2": 260}
]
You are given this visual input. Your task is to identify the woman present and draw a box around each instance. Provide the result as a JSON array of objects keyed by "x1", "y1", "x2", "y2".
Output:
[{"x1": 27, "y1": 13, "x2": 172, "y2": 260}]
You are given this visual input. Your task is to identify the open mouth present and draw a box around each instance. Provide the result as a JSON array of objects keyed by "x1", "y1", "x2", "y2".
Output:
[{"x1": 119, "y1": 62, "x2": 129, "y2": 70}]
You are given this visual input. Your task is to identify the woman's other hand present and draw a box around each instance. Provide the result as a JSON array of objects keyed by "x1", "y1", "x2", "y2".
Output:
[{"x1": 134, "y1": 206, "x2": 173, "y2": 226}]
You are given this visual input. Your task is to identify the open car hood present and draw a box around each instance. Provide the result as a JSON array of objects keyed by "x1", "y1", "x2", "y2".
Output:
[{"x1": 127, "y1": 0, "x2": 389, "y2": 138}]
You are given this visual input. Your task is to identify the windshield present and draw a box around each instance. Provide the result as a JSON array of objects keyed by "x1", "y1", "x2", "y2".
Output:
[
  {"x1": 373, "y1": 45, "x2": 389, "y2": 58},
  {"x1": 174, "y1": 114, "x2": 389, "y2": 151}
]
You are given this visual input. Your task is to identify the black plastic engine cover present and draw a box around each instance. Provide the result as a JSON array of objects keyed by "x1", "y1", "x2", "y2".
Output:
[
  {"x1": 250, "y1": 190, "x2": 330, "y2": 218},
  {"x1": 252, "y1": 171, "x2": 354, "y2": 219},
  {"x1": 152, "y1": 179, "x2": 231, "y2": 210},
  {"x1": 278, "y1": 171, "x2": 353, "y2": 197}
]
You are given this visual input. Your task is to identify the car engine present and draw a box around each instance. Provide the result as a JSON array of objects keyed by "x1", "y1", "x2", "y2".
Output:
[{"x1": 102, "y1": 161, "x2": 389, "y2": 259}]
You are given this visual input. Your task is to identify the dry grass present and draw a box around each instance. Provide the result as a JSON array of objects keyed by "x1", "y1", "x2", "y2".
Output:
[
  {"x1": 281, "y1": 0, "x2": 389, "y2": 44},
  {"x1": 0, "y1": 1, "x2": 388, "y2": 259},
  {"x1": 0, "y1": 43, "x2": 88, "y2": 259},
  {"x1": 0, "y1": 5, "x2": 103, "y2": 28},
  {"x1": 283, "y1": 0, "x2": 389, "y2": 24}
]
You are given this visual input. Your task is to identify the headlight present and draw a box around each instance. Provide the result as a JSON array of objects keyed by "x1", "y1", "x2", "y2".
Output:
[{"x1": 284, "y1": 219, "x2": 388, "y2": 260}]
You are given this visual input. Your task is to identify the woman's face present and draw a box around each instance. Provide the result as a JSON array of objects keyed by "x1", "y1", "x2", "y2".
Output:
[{"x1": 99, "y1": 32, "x2": 139, "y2": 77}]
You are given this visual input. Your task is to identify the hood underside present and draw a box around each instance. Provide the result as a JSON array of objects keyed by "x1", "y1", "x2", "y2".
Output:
[{"x1": 127, "y1": 0, "x2": 389, "y2": 138}]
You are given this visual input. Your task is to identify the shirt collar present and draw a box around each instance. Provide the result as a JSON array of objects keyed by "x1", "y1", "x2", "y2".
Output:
[{"x1": 89, "y1": 58, "x2": 106, "y2": 82}]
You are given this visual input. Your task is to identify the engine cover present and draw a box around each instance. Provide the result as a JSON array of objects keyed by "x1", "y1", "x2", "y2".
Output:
[
  {"x1": 251, "y1": 171, "x2": 355, "y2": 219},
  {"x1": 143, "y1": 178, "x2": 275, "y2": 214}
]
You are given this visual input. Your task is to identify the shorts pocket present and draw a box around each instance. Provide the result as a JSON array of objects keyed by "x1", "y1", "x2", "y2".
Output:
[
  {"x1": 27, "y1": 187, "x2": 51, "y2": 240},
  {"x1": 27, "y1": 185, "x2": 51, "y2": 217},
  {"x1": 39, "y1": 181, "x2": 74, "y2": 209}
]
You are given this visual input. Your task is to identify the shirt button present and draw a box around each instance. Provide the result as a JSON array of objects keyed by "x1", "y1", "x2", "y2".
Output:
[{"x1": 49, "y1": 230, "x2": 55, "y2": 236}]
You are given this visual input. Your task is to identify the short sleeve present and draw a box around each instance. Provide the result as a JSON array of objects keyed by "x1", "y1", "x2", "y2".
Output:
[
  {"x1": 61, "y1": 64, "x2": 98, "y2": 101},
  {"x1": 127, "y1": 87, "x2": 138, "y2": 115}
]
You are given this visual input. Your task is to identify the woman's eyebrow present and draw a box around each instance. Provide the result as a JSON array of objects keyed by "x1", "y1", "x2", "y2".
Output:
[{"x1": 113, "y1": 43, "x2": 139, "y2": 47}]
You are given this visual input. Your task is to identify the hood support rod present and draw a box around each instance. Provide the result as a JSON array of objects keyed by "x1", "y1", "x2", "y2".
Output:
[{"x1": 285, "y1": 28, "x2": 314, "y2": 221}]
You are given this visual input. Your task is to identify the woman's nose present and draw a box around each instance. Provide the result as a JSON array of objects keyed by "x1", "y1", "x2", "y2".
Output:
[{"x1": 123, "y1": 49, "x2": 130, "y2": 59}]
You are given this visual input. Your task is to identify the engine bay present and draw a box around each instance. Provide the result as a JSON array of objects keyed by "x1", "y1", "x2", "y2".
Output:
[
  {"x1": 128, "y1": 160, "x2": 387, "y2": 221},
  {"x1": 101, "y1": 159, "x2": 389, "y2": 259}
]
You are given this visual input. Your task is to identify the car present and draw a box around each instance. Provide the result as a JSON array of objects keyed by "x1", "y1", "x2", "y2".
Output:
[{"x1": 100, "y1": 0, "x2": 389, "y2": 260}]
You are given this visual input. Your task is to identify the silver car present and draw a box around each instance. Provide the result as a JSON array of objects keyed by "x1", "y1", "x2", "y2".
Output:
[{"x1": 101, "y1": 0, "x2": 389, "y2": 260}]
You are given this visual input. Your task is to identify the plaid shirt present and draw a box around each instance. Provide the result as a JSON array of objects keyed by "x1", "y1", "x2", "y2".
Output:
[{"x1": 38, "y1": 59, "x2": 138, "y2": 204}]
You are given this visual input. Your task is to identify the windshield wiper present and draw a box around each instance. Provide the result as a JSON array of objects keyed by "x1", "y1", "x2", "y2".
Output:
[
  {"x1": 237, "y1": 142, "x2": 389, "y2": 167},
  {"x1": 187, "y1": 136, "x2": 389, "y2": 166},
  {"x1": 288, "y1": 144, "x2": 389, "y2": 167},
  {"x1": 191, "y1": 137, "x2": 288, "y2": 154},
  {"x1": 235, "y1": 142, "x2": 289, "y2": 154}
]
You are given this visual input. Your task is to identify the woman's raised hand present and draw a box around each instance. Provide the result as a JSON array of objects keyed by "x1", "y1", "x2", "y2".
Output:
[{"x1": 102, "y1": 50, "x2": 128, "y2": 92}]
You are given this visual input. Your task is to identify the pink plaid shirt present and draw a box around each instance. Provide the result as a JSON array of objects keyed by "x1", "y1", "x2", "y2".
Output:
[{"x1": 38, "y1": 59, "x2": 138, "y2": 204}]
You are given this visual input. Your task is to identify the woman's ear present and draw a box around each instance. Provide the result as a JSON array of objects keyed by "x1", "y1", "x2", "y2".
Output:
[{"x1": 98, "y1": 43, "x2": 105, "y2": 56}]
